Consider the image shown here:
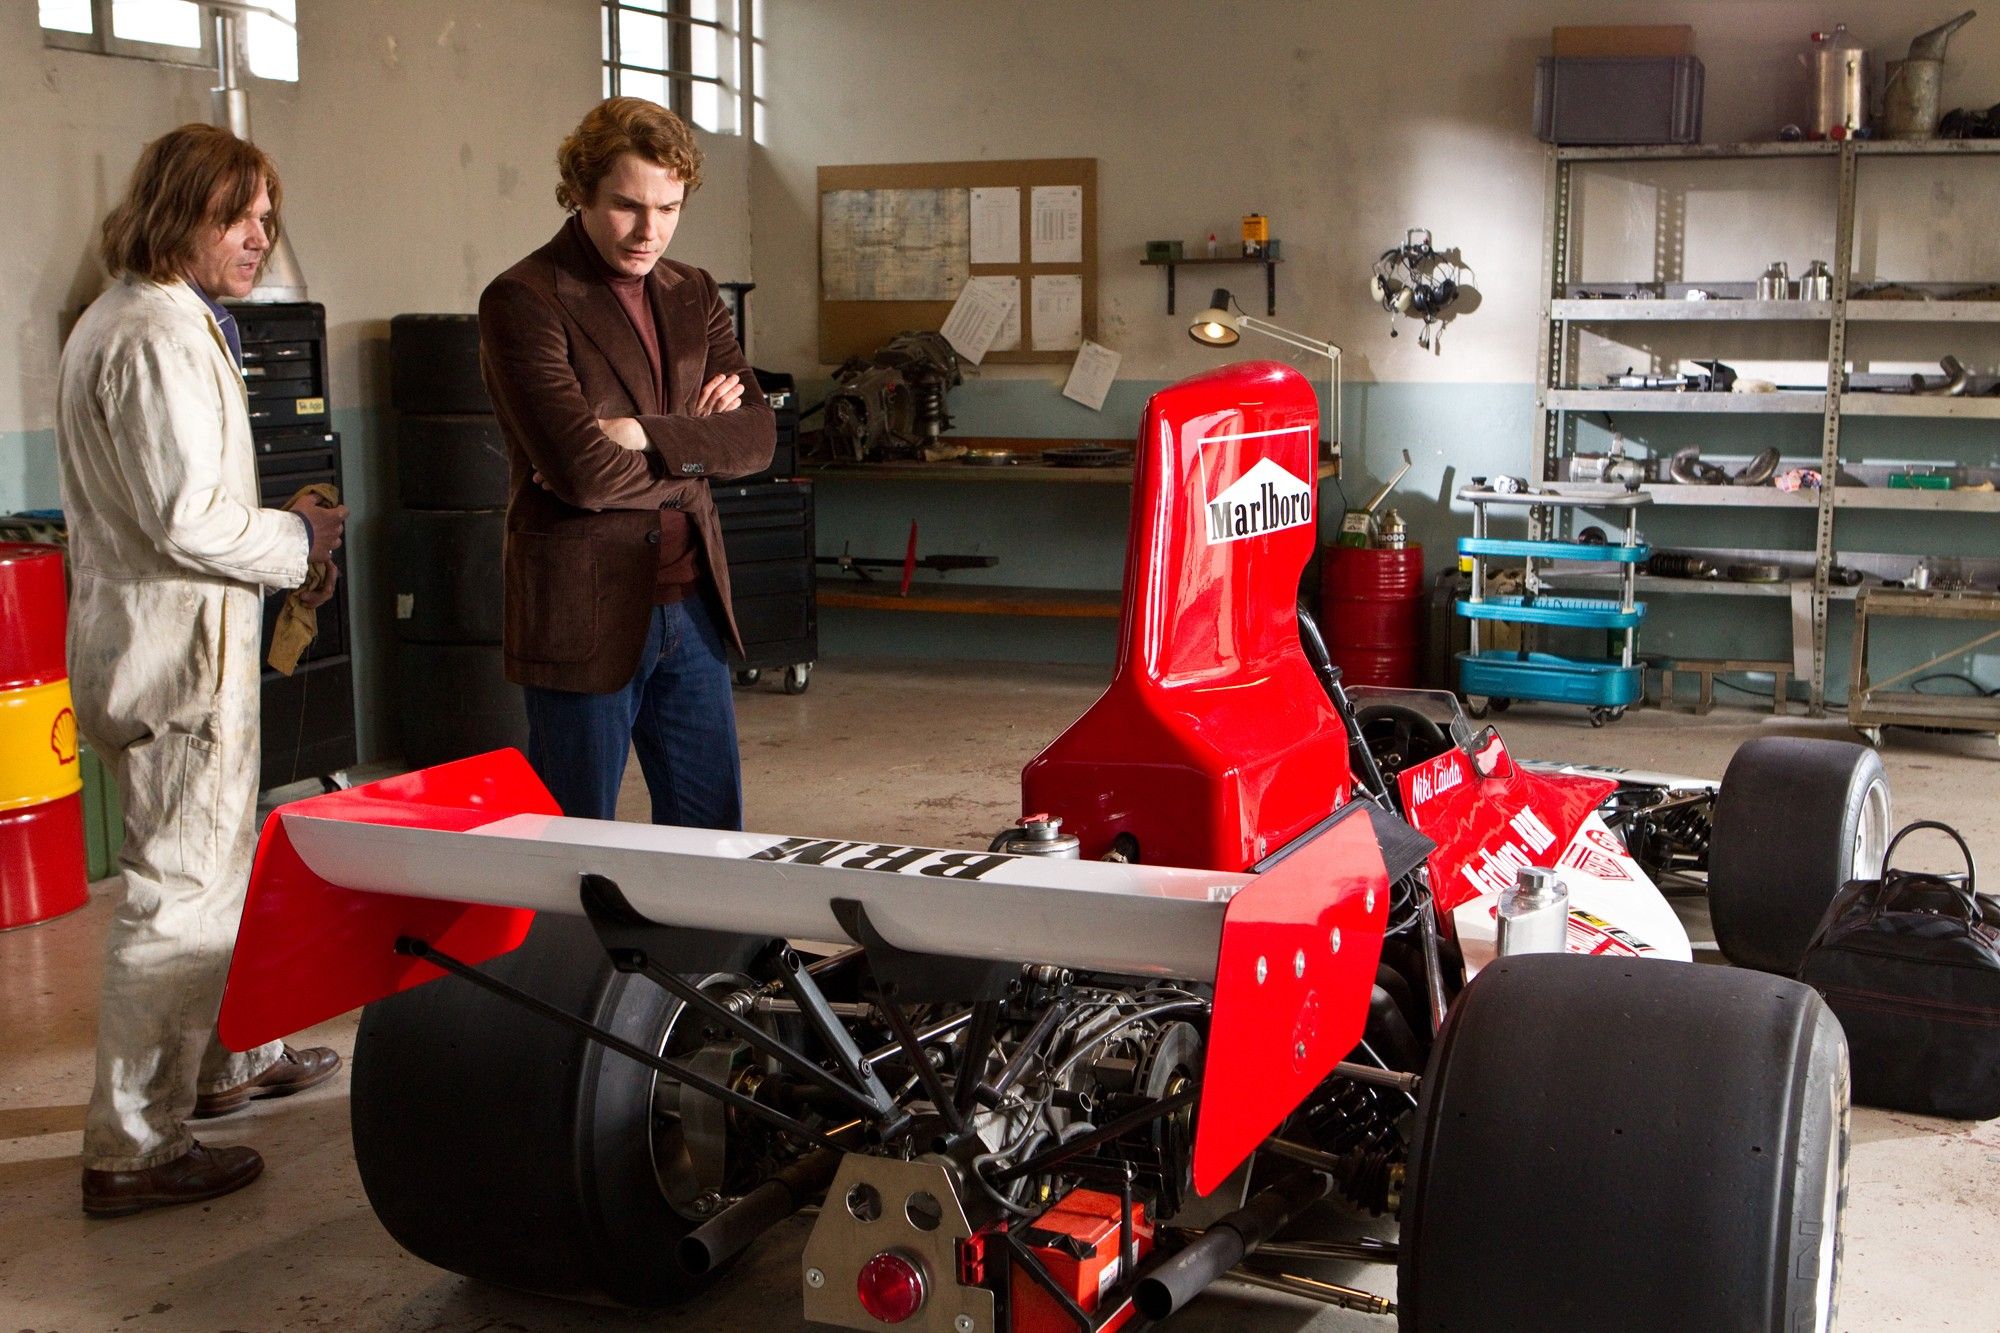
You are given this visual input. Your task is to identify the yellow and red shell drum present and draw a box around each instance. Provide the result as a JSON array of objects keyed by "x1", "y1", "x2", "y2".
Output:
[{"x1": 0, "y1": 543, "x2": 87, "y2": 929}]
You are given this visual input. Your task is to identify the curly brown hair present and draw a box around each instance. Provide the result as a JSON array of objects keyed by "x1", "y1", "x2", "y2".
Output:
[
  {"x1": 556, "y1": 97, "x2": 705, "y2": 210},
  {"x1": 99, "y1": 124, "x2": 282, "y2": 282}
]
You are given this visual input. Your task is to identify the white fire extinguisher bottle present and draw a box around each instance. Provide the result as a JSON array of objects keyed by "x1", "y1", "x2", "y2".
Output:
[{"x1": 1497, "y1": 866, "x2": 1569, "y2": 956}]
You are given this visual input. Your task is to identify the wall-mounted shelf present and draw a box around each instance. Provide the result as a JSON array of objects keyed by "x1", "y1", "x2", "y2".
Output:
[{"x1": 1141, "y1": 254, "x2": 1282, "y2": 315}]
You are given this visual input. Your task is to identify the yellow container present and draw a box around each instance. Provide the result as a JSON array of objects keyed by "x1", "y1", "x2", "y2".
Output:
[{"x1": 0, "y1": 680, "x2": 82, "y2": 811}]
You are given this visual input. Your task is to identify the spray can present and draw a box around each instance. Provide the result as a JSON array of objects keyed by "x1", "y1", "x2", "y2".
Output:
[
  {"x1": 1807, "y1": 25, "x2": 1869, "y2": 140},
  {"x1": 1497, "y1": 866, "x2": 1569, "y2": 957}
]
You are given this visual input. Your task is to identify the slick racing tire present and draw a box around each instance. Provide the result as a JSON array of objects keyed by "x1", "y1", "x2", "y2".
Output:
[
  {"x1": 396, "y1": 413, "x2": 510, "y2": 510},
  {"x1": 389, "y1": 313, "x2": 491, "y2": 414},
  {"x1": 352, "y1": 916, "x2": 730, "y2": 1307},
  {"x1": 1399, "y1": 954, "x2": 1848, "y2": 1333},
  {"x1": 1709, "y1": 737, "x2": 1891, "y2": 975},
  {"x1": 388, "y1": 508, "x2": 505, "y2": 644}
]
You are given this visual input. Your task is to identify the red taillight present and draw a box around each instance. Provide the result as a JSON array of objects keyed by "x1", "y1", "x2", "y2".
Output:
[{"x1": 855, "y1": 1251, "x2": 926, "y2": 1323}]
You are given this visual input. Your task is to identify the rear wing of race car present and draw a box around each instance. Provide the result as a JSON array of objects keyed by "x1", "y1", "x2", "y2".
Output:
[{"x1": 218, "y1": 748, "x2": 1398, "y2": 1193}]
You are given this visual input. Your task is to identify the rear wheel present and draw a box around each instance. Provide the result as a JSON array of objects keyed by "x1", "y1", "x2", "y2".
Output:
[
  {"x1": 1709, "y1": 737, "x2": 1890, "y2": 974},
  {"x1": 1398, "y1": 953, "x2": 1847, "y2": 1332},
  {"x1": 351, "y1": 916, "x2": 754, "y2": 1306}
]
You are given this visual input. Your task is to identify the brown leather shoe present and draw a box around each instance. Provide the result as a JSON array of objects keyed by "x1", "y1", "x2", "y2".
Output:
[
  {"x1": 194, "y1": 1045, "x2": 342, "y2": 1118},
  {"x1": 82, "y1": 1140, "x2": 264, "y2": 1218}
]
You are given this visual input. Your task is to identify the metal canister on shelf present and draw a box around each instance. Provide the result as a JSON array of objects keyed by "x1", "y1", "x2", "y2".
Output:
[
  {"x1": 1379, "y1": 510, "x2": 1408, "y2": 550},
  {"x1": 1807, "y1": 25, "x2": 1869, "y2": 140},
  {"x1": 1799, "y1": 260, "x2": 1833, "y2": 300},
  {"x1": 1756, "y1": 261, "x2": 1792, "y2": 301}
]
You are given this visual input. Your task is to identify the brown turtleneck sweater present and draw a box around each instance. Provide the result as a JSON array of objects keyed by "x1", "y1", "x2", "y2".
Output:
[{"x1": 574, "y1": 216, "x2": 697, "y2": 605}]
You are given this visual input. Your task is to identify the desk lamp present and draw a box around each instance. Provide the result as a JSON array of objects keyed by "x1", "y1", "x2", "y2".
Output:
[{"x1": 1188, "y1": 288, "x2": 1341, "y2": 459}]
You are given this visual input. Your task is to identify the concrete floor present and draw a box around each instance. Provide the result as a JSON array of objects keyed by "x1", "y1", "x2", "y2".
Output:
[{"x1": 3, "y1": 658, "x2": 1998, "y2": 1331}]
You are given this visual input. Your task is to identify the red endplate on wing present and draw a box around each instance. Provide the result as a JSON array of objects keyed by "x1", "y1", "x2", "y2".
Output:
[{"x1": 217, "y1": 750, "x2": 556, "y2": 1051}]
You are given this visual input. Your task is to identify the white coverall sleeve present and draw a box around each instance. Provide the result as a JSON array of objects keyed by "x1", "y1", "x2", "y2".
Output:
[{"x1": 106, "y1": 335, "x2": 311, "y2": 590}]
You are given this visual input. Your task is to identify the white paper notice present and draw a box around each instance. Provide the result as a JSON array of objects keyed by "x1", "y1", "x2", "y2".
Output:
[
  {"x1": 939, "y1": 278, "x2": 1017, "y2": 364},
  {"x1": 1062, "y1": 340, "x2": 1121, "y2": 412},
  {"x1": 969, "y1": 187, "x2": 1021, "y2": 264},
  {"x1": 964, "y1": 276, "x2": 1021, "y2": 351},
  {"x1": 1030, "y1": 185, "x2": 1083, "y2": 264},
  {"x1": 1030, "y1": 274, "x2": 1083, "y2": 351}
]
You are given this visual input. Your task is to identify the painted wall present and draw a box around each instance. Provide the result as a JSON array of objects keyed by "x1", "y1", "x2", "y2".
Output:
[
  {"x1": 0, "y1": 0, "x2": 756, "y2": 760},
  {"x1": 754, "y1": 0, "x2": 2000, "y2": 690}
]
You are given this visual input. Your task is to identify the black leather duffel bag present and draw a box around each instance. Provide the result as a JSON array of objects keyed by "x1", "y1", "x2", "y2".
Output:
[{"x1": 1798, "y1": 820, "x2": 2000, "y2": 1121}]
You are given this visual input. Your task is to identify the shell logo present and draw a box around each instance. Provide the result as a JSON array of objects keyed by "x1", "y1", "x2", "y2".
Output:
[{"x1": 50, "y1": 707, "x2": 78, "y2": 765}]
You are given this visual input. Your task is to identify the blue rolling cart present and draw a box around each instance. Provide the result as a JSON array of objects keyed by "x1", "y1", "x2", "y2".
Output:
[{"x1": 1455, "y1": 486, "x2": 1651, "y2": 726}]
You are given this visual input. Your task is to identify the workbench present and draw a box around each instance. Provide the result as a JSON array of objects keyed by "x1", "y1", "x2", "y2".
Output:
[
  {"x1": 1849, "y1": 588, "x2": 2000, "y2": 749},
  {"x1": 804, "y1": 442, "x2": 1341, "y2": 621}
]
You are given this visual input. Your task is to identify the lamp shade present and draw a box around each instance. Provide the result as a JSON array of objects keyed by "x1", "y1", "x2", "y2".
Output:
[{"x1": 1188, "y1": 288, "x2": 1241, "y2": 346}]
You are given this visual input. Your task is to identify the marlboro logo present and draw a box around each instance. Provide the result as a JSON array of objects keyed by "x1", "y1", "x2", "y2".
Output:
[{"x1": 1204, "y1": 457, "x2": 1314, "y2": 545}]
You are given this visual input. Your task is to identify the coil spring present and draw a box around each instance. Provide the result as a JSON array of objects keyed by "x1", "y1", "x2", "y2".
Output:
[
  {"x1": 1658, "y1": 797, "x2": 1712, "y2": 858},
  {"x1": 1296, "y1": 1077, "x2": 1405, "y2": 1216},
  {"x1": 913, "y1": 381, "x2": 948, "y2": 436}
]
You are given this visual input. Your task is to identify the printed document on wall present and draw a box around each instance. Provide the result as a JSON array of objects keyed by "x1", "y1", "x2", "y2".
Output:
[
  {"x1": 970, "y1": 187, "x2": 1021, "y2": 264},
  {"x1": 1031, "y1": 274, "x2": 1083, "y2": 351},
  {"x1": 964, "y1": 276, "x2": 1022, "y2": 351},
  {"x1": 1030, "y1": 186, "x2": 1083, "y2": 264},
  {"x1": 1062, "y1": 340, "x2": 1121, "y2": 411},
  {"x1": 940, "y1": 278, "x2": 1018, "y2": 364}
]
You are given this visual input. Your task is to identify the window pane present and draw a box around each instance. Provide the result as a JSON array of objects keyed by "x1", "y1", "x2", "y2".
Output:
[
  {"x1": 112, "y1": 0, "x2": 203, "y2": 49},
  {"x1": 38, "y1": 0, "x2": 93, "y2": 35},
  {"x1": 692, "y1": 80, "x2": 721, "y2": 133},
  {"x1": 619, "y1": 67, "x2": 668, "y2": 108},
  {"x1": 691, "y1": 0, "x2": 721, "y2": 23},
  {"x1": 601, "y1": 3, "x2": 609, "y2": 61},
  {"x1": 619, "y1": 0, "x2": 667, "y2": 12},
  {"x1": 618, "y1": 8, "x2": 667, "y2": 71},
  {"x1": 603, "y1": 64, "x2": 612, "y2": 98},
  {"x1": 246, "y1": 0, "x2": 298, "y2": 82},
  {"x1": 689, "y1": 20, "x2": 718, "y2": 79}
]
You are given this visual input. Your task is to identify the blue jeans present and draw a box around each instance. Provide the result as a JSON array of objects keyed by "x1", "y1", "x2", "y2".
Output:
[{"x1": 521, "y1": 597, "x2": 744, "y2": 830}]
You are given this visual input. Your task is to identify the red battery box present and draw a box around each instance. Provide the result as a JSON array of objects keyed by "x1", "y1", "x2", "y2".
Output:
[{"x1": 1010, "y1": 1188, "x2": 1153, "y2": 1333}]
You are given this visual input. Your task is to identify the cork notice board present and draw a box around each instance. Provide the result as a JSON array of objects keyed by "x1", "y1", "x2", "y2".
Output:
[{"x1": 817, "y1": 158, "x2": 1097, "y2": 365}]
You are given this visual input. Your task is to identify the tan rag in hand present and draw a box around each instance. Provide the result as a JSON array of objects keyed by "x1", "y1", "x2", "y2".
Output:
[{"x1": 268, "y1": 481, "x2": 341, "y2": 675}]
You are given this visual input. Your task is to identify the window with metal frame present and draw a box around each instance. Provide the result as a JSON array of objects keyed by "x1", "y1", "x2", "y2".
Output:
[
  {"x1": 40, "y1": 1, "x2": 298, "y2": 83},
  {"x1": 601, "y1": 0, "x2": 739, "y2": 135}
]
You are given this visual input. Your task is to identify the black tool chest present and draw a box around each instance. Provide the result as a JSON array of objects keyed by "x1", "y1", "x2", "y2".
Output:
[
  {"x1": 234, "y1": 301, "x2": 358, "y2": 789},
  {"x1": 712, "y1": 478, "x2": 816, "y2": 687}
]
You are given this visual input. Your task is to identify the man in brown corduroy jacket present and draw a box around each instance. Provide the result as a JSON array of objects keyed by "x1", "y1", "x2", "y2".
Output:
[{"x1": 479, "y1": 97, "x2": 773, "y2": 829}]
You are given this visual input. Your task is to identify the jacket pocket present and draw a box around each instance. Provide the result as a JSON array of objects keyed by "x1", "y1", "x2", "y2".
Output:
[{"x1": 506, "y1": 531, "x2": 598, "y2": 663}]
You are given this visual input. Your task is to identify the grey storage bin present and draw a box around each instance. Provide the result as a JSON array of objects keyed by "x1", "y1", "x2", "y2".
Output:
[{"x1": 1533, "y1": 56, "x2": 1704, "y2": 145}]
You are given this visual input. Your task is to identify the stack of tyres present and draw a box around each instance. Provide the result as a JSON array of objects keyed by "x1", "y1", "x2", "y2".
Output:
[{"x1": 389, "y1": 315, "x2": 527, "y2": 767}]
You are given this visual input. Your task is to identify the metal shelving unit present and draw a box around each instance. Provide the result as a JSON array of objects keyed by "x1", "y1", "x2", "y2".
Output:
[{"x1": 1532, "y1": 139, "x2": 2000, "y2": 713}]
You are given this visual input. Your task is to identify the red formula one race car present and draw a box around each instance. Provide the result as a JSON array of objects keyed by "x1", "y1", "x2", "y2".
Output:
[{"x1": 220, "y1": 363, "x2": 1884, "y2": 1331}]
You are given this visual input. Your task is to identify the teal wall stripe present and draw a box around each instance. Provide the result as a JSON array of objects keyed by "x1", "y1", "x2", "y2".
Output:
[{"x1": 10, "y1": 378, "x2": 1997, "y2": 733}]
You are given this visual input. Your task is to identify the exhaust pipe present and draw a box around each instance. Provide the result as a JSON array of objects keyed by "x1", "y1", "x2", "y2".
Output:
[
  {"x1": 678, "y1": 1149, "x2": 841, "y2": 1276},
  {"x1": 1132, "y1": 1169, "x2": 1334, "y2": 1321}
]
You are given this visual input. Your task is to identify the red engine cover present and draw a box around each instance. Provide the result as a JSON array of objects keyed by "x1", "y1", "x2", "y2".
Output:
[{"x1": 1021, "y1": 362, "x2": 1348, "y2": 872}]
